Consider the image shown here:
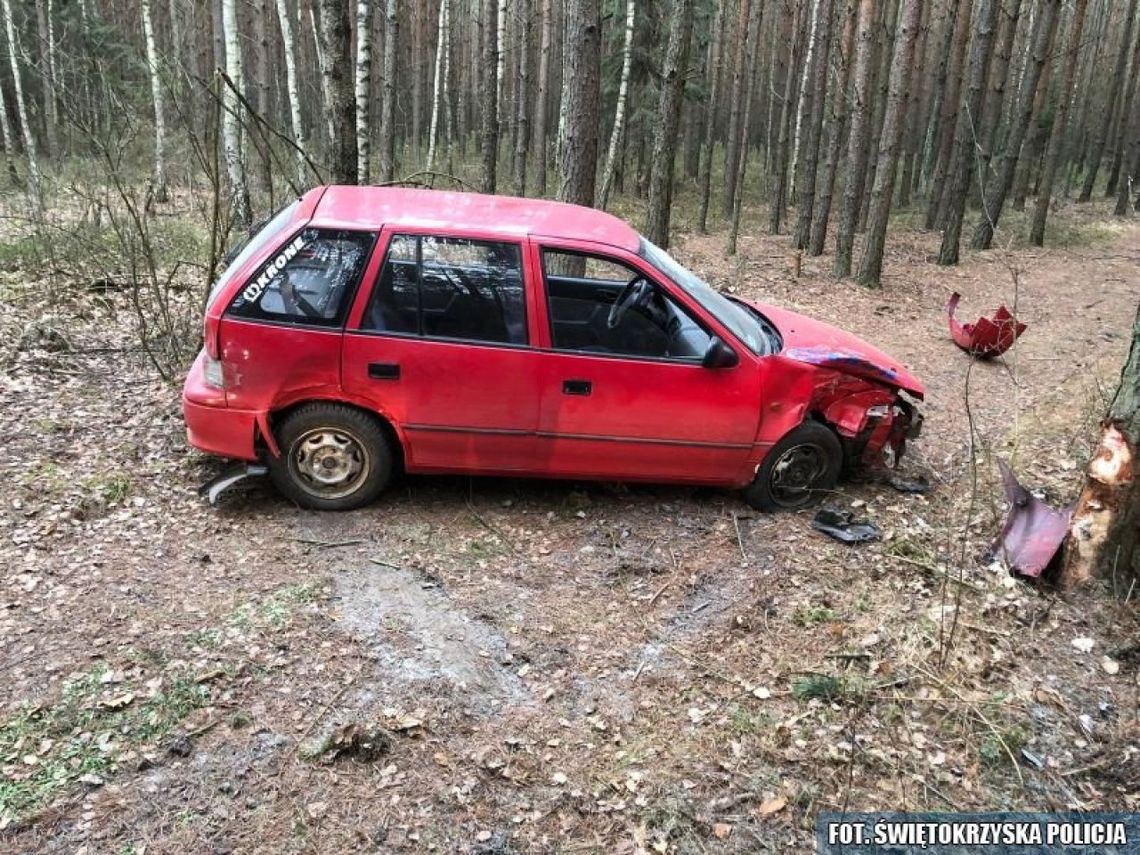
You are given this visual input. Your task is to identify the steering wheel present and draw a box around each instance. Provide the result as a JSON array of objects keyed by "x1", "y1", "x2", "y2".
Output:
[{"x1": 607, "y1": 277, "x2": 652, "y2": 329}]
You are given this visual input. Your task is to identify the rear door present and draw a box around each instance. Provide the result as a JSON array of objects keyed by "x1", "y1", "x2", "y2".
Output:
[
  {"x1": 342, "y1": 229, "x2": 543, "y2": 473},
  {"x1": 533, "y1": 243, "x2": 762, "y2": 484}
]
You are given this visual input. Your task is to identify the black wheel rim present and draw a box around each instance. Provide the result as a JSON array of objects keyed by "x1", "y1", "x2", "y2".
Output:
[{"x1": 768, "y1": 442, "x2": 831, "y2": 508}]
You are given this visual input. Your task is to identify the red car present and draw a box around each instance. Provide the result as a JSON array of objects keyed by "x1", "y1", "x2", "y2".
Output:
[{"x1": 183, "y1": 186, "x2": 923, "y2": 512}]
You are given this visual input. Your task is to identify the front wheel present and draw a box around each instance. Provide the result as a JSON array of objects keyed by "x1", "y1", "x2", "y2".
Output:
[
  {"x1": 745, "y1": 421, "x2": 842, "y2": 512},
  {"x1": 269, "y1": 403, "x2": 393, "y2": 510}
]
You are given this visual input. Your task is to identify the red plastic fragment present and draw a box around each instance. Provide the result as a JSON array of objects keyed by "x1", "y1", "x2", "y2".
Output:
[
  {"x1": 946, "y1": 292, "x2": 1027, "y2": 358},
  {"x1": 988, "y1": 459, "x2": 1073, "y2": 579}
]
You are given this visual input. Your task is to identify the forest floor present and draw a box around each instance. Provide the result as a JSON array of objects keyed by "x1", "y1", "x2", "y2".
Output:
[{"x1": 1, "y1": 195, "x2": 1139, "y2": 854}]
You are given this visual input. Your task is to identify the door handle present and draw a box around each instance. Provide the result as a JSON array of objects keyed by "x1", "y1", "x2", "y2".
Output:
[
  {"x1": 562, "y1": 379, "x2": 592, "y2": 396},
  {"x1": 368, "y1": 362, "x2": 400, "y2": 380}
]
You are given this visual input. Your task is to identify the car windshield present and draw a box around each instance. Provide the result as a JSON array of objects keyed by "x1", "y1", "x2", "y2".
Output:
[
  {"x1": 207, "y1": 200, "x2": 301, "y2": 308},
  {"x1": 638, "y1": 237, "x2": 775, "y2": 355}
]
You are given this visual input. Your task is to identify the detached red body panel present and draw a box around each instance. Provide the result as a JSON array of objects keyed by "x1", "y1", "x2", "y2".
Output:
[
  {"x1": 946, "y1": 292, "x2": 1027, "y2": 358},
  {"x1": 989, "y1": 460, "x2": 1073, "y2": 578},
  {"x1": 182, "y1": 186, "x2": 924, "y2": 498}
]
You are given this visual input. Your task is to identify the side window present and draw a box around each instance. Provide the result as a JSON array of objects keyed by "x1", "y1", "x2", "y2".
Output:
[
  {"x1": 227, "y1": 228, "x2": 374, "y2": 327},
  {"x1": 542, "y1": 249, "x2": 712, "y2": 360},
  {"x1": 362, "y1": 235, "x2": 527, "y2": 345}
]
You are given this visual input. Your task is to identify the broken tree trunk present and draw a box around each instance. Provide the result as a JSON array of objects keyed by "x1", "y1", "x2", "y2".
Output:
[{"x1": 1061, "y1": 304, "x2": 1140, "y2": 589}]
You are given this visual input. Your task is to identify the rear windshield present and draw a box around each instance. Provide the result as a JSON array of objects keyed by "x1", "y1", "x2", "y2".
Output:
[{"x1": 206, "y1": 201, "x2": 300, "y2": 308}]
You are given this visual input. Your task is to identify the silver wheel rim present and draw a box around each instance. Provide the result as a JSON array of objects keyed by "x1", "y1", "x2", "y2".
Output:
[
  {"x1": 769, "y1": 443, "x2": 830, "y2": 508},
  {"x1": 289, "y1": 427, "x2": 370, "y2": 500}
]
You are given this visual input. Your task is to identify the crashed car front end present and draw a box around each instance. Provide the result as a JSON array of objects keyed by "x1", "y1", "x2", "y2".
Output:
[
  {"x1": 749, "y1": 302, "x2": 926, "y2": 475},
  {"x1": 808, "y1": 369, "x2": 923, "y2": 471}
]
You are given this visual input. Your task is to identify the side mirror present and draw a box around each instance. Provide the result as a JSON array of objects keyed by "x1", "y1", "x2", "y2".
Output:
[{"x1": 702, "y1": 336, "x2": 739, "y2": 369}]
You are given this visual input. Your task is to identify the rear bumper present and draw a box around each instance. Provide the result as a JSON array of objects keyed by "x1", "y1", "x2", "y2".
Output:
[
  {"x1": 183, "y1": 399, "x2": 259, "y2": 461},
  {"x1": 183, "y1": 351, "x2": 259, "y2": 461}
]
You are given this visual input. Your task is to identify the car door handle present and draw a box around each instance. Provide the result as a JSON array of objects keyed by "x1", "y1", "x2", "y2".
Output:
[
  {"x1": 562, "y1": 379, "x2": 592, "y2": 396},
  {"x1": 368, "y1": 362, "x2": 400, "y2": 380}
]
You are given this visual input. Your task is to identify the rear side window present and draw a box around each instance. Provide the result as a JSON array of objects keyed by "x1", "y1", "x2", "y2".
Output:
[
  {"x1": 227, "y1": 228, "x2": 375, "y2": 327},
  {"x1": 361, "y1": 234, "x2": 527, "y2": 345},
  {"x1": 208, "y1": 200, "x2": 299, "y2": 308}
]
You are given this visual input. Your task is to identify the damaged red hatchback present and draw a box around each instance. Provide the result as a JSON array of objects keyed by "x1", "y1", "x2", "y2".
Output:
[{"x1": 183, "y1": 186, "x2": 923, "y2": 511}]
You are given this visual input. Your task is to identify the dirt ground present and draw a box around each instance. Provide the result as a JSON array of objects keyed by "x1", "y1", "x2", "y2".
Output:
[{"x1": 1, "y1": 197, "x2": 1139, "y2": 854}]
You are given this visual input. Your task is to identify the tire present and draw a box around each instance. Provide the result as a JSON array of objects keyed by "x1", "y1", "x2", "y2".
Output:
[
  {"x1": 268, "y1": 403, "x2": 393, "y2": 511},
  {"x1": 745, "y1": 421, "x2": 842, "y2": 512}
]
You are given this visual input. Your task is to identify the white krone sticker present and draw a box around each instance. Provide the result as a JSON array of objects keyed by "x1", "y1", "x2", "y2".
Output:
[{"x1": 241, "y1": 235, "x2": 307, "y2": 304}]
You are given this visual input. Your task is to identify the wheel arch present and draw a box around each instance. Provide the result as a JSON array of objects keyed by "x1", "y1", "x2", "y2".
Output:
[{"x1": 263, "y1": 397, "x2": 407, "y2": 471}]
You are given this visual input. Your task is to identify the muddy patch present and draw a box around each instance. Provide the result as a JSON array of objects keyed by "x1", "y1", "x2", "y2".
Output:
[{"x1": 333, "y1": 561, "x2": 528, "y2": 713}]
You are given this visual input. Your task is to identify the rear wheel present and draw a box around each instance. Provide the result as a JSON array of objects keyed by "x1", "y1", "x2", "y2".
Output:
[
  {"x1": 745, "y1": 421, "x2": 842, "y2": 512},
  {"x1": 269, "y1": 403, "x2": 393, "y2": 510}
]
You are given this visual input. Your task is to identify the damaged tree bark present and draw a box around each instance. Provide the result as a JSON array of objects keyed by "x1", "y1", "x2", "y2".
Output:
[{"x1": 1062, "y1": 304, "x2": 1140, "y2": 589}]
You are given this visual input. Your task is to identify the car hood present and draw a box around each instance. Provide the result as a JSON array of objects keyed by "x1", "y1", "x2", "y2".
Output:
[{"x1": 748, "y1": 301, "x2": 925, "y2": 399}]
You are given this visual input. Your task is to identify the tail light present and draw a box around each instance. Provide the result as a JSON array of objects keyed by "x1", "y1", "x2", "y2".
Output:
[
  {"x1": 203, "y1": 352, "x2": 225, "y2": 389},
  {"x1": 204, "y1": 312, "x2": 221, "y2": 359}
]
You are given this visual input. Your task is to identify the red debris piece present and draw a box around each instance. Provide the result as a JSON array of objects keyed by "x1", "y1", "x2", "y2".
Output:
[
  {"x1": 988, "y1": 459, "x2": 1073, "y2": 579},
  {"x1": 946, "y1": 292, "x2": 1027, "y2": 358}
]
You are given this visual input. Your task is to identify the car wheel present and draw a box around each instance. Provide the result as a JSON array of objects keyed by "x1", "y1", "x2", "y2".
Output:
[
  {"x1": 269, "y1": 403, "x2": 392, "y2": 510},
  {"x1": 745, "y1": 421, "x2": 842, "y2": 512}
]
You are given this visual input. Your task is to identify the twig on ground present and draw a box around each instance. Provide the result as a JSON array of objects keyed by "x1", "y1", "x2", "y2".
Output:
[
  {"x1": 888, "y1": 554, "x2": 986, "y2": 591},
  {"x1": 466, "y1": 500, "x2": 520, "y2": 554},
  {"x1": 296, "y1": 538, "x2": 364, "y2": 549},
  {"x1": 732, "y1": 511, "x2": 748, "y2": 561}
]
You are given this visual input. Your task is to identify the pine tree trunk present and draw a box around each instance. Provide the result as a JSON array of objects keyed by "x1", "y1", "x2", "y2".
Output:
[
  {"x1": 481, "y1": 0, "x2": 499, "y2": 192},
  {"x1": 1061, "y1": 304, "x2": 1140, "y2": 588},
  {"x1": 696, "y1": 0, "x2": 727, "y2": 232},
  {"x1": 1114, "y1": 117, "x2": 1140, "y2": 214},
  {"x1": 925, "y1": 0, "x2": 972, "y2": 230},
  {"x1": 727, "y1": 2, "x2": 763, "y2": 256},
  {"x1": 897, "y1": 0, "x2": 931, "y2": 208},
  {"x1": 512, "y1": 0, "x2": 530, "y2": 195},
  {"x1": 1079, "y1": 0, "x2": 1138, "y2": 201},
  {"x1": 722, "y1": 0, "x2": 753, "y2": 217},
  {"x1": 2, "y1": 0, "x2": 39, "y2": 185},
  {"x1": 1107, "y1": 6, "x2": 1140, "y2": 197},
  {"x1": 792, "y1": 0, "x2": 835, "y2": 250},
  {"x1": 769, "y1": 0, "x2": 806, "y2": 235},
  {"x1": 972, "y1": 0, "x2": 1060, "y2": 249},
  {"x1": 937, "y1": 0, "x2": 1000, "y2": 266},
  {"x1": 918, "y1": 1, "x2": 961, "y2": 196},
  {"x1": 556, "y1": 0, "x2": 600, "y2": 206},
  {"x1": 141, "y1": 0, "x2": 169, "y2": 201},
  {"x1": 833, "y1": 0, "x2": 875, "y2": 276},
  {"x1": 644, "y1": 0, "x2": 695, "y2": 247},
  {"x1": 1011, "y1": 35, "x2": 1056, "y2": 212},
  {"x1": 221, "y1": 0, "x2": 250, "y2": 223},
  {"x1": 973, "y1": 0, "x2": 1023, "y2": 204},
  {"x1": 789, "y1": 0, "x2": 822, "y2": 206},
  {"x1": 855, "y1": 0, "x2": 922, "y2": 287},
  {"x1": 533, "y1": 0, "x2": 553, "y2": 195},
  {"x1": 599, "y1": 0, "x2": 635, "y2": 211},
  {"x1": 380, "y1": 0, "x2": 398, "y2": 182},
  {"x1": 809, "y1": 0, "x2": 858, "y2": 257},
  {"x1": 860, "y1": 0, "x2": 898, "y2": 232},
  {"x1": 1030, "y1": 0, "x2": 1089, "y2": 246},
  {"x1": 356, "y1": 0, "x2": 374, "y2": 182},
  {"x1": 426, "y1": 0, "x2": 448, "y2": 171}
]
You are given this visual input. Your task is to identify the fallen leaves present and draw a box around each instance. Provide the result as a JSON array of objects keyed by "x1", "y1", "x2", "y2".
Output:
[{"x1": 757, "y1": 794, "x2": 787, "y2": 817}]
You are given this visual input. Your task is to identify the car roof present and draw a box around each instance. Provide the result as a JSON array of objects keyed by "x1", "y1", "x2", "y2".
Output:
[{"x1": 307, "y1": 185, "x2": 642, "y2": 253}]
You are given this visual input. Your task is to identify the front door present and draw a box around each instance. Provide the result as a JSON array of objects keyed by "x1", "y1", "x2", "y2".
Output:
[
  {"x1": 534, "y1": 245, "x2": 761, "y2": 484},
  {"x1": 342, "y1": 231, "x2": 542, "y2": 473}
]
